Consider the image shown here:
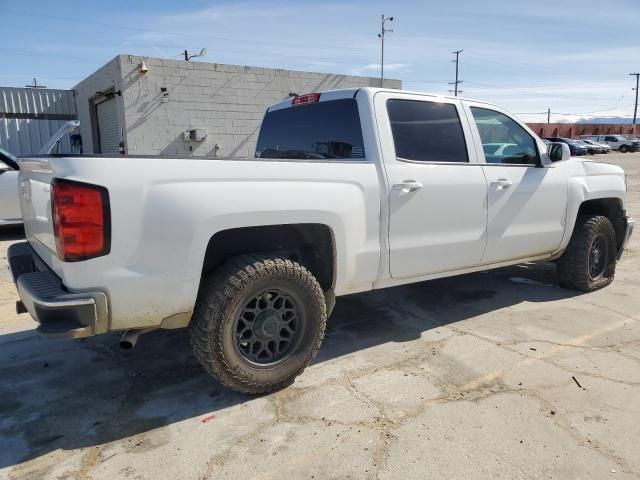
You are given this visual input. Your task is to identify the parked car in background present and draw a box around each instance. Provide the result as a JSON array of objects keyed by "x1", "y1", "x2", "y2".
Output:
[
  {"x1": 582, "y1": 139, "x2": 611, "y2": 154},
  {"x1": 544, "y1": 137, "x2": 588, "y2": 156},
  {"x1": 573, "y1": 139, "x2": 597, "y2": 155},
  {"x1": 481, "y1": 143, "x2": 522, "y2": 158},
  {"x1": 623, "y1": 135, "x2": 640, "y2": 147},
  {"x1": 580, "y1": 135, "x2": 637, "y2": 153},
  {"x1": 0, "y1": 147, "x2": 21, "y2": 226}
]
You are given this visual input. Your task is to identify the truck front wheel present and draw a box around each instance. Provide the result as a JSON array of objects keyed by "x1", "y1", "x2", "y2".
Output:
[
  {"x1": 557, "y1": 215, "x2": 617, "y2": 292},
  {"x1": 619, "y1": 145, "x2": 628, "y2": 153},
  {"x1": 189, "y1": 255, "x2": 326, "y2": 394}
]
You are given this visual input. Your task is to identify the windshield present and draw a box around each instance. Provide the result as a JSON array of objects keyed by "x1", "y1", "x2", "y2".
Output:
[{"x1": 256, "y1": 99, "x2": 365, "y2": 160}]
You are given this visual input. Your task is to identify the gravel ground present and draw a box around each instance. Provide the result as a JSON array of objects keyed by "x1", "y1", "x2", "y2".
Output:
[{"x1": 1, "y1": 152, "x2": 639, "y2": 480}]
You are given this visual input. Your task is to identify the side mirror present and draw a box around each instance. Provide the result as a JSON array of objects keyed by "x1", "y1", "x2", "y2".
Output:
[{"x1": 548, "y1": 143, "x2": 571, "y2": 162}]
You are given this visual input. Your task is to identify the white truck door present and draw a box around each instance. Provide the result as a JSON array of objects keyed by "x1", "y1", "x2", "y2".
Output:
[
  {"x1": 463, "y1": 103, "x2": 567, "y2": 264},
  {"x1": 375, "y1": 92, "x2": 489, "y2": 279}
]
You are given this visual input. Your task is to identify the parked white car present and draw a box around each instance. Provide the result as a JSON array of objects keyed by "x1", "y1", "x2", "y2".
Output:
[
  {"x1": 580, "y1": 134, "x2": 637, "y2": 152},
  {"x1": 9, "y1": 87, "x2": 635, "y2": 393},
  {"x1": 582, "y1": 139, "x2": 612, "y2": 154},
  {"x1": 0, "y1": 147, "x2": 21, "y2": 225}
]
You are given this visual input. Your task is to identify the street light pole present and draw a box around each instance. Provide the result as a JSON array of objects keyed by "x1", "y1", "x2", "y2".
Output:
[{"x1": 378, "y1": 15, "x2": 394, "y2": 88}]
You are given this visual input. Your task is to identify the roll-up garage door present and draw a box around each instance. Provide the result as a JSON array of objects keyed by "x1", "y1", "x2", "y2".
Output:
[{"x1": 96, "y1": 97, "x2": 120, "y2": 154}]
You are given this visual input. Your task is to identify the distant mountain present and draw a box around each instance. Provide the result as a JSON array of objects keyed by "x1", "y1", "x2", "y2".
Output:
[{"x1": 573, "y1": 116, "x2": 634, "y2": 124}]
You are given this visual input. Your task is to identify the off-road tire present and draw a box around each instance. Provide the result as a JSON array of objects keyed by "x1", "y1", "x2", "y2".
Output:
[
  {"x1": 557, "y1": 215, "x2": 616, "y2": 292},
  {"x1": 189, "y1": 255, "x2": 326, "y2": 394}
]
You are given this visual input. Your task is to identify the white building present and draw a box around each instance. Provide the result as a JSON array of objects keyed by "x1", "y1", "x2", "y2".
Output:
[{"x1": 73, "y1": 54, "x2": 401, "y2": 158}]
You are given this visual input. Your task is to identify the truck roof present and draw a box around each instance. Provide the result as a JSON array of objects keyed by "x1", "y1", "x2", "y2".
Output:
[{"x1": 266, "y1": 87, "x2": 496, "y2": 112}]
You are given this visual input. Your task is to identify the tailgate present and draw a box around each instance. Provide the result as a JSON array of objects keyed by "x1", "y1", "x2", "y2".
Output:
[{"x1": 17, "y1": 156, "x2": 61, "y2": 275}]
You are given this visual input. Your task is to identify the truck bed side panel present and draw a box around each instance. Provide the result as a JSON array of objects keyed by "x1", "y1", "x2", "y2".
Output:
[{"x1": 18, "y1": 156, "x2": 381, "y2": 330}]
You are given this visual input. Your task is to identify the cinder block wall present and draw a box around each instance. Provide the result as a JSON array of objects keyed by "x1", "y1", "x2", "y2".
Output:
[
  {"x1": 76, "y1": 54, "x2": 401, "y2": 157},
  {"x1": 73, "y1": 57, "x2": 125, "y2": 154}
]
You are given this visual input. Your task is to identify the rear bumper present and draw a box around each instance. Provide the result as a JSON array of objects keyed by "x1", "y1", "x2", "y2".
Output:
[
  {"x1": 8, "y1": 242, "x2": 108, "y2": 339},
  {"x1": 618, "y1": 217, "x2": 635, "y2": 260}
]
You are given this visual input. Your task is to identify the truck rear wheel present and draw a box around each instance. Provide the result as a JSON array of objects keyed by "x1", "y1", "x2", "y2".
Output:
[
  {"x1": 619, "y1": 145, "x2": 628, "y2": 153},
  {"x1": 189, "y1": 255, "x2": 326, "y2": 394},
  {"x1": 557, "y1": 215, "x2": 616, "y2": 292}
]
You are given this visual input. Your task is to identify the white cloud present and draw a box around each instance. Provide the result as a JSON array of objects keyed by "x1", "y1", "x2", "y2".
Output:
[{"x1": 350, "y1": 63, "x2": 411, "y2": 76}]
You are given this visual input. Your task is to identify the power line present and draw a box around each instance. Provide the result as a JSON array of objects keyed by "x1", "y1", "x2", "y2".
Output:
[
  {"x1": 1, "y1": 8, "x2": 398, "y2": 56},
  {"x1": 513, "y1": 104, "x2": 636, "y2": 116},
  {"x1": 463, "y1": 80, "x2": 629, "y2": 92}
]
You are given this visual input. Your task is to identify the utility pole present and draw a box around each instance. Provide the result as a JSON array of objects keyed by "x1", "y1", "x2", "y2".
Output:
[
  {"x1": 630, "y1": 73, "x2": 640, "y2": 125},
  {"x1": 378, "y1": 15, "x2": 394, "y2": 88},
  {"x1": 547, "y1": 108, "x2": 551, "y2": 124},
  {"x1": 25, "y1": 77, "x2": 47, "y2": 89},
  {"x1": 449, "y1": 50, "x2": 463, "y2": 96}
]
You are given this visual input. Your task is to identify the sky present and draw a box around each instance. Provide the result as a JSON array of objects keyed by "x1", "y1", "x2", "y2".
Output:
[{"x1": 2, "y1": 0, "x2": 639, "y2": 123}]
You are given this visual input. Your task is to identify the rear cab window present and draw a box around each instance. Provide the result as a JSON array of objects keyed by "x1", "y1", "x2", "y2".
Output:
[{"x1": 255, "y1": 98, "x2": 365, "y2": 160}]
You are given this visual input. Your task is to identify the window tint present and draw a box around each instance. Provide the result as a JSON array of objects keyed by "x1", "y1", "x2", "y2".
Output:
[
  {"x1": 386, "y1": 99, "x2": 468, "y2": 162},
  {"x1": 255, "y1": 99, "x2": 365, "y2": 160},
  {"x1": 471, "y1": 107, "x2": 539, "y2": 166}
]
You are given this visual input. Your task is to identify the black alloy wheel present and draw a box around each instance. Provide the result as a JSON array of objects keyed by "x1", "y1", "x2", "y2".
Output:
[
  {"x1": 234, "y1": 288, "x2": 305, "y2": 366},
  {"x1": 588, "y1": 234, "x2": 608, "y2": 281}
]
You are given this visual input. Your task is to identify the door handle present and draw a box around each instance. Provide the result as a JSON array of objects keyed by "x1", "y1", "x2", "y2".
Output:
[
  {"x1": 490, "y1": 178, "x2": 513, "y2": 191},
  {"x1": 393, "y1": 180, "x2": 423, "y2": 192}
]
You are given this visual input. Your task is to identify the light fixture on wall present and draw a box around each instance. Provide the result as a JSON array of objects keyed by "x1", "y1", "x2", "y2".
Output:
[{"x1": 138, "y1": 61, "x2": 149, "y2": 74}]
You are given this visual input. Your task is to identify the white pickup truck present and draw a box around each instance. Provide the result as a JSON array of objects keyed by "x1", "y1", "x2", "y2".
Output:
[{"x1": 9, "y1": 87, "x2": 634, "y2": 394}]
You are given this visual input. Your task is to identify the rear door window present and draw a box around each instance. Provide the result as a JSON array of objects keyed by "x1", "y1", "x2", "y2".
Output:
[
  {"x1": 386, "y1": 99, "x2": 468, "y2": 162},
  {"x1": 255, "y1": 99, "x2": 365, "y2": 160}
]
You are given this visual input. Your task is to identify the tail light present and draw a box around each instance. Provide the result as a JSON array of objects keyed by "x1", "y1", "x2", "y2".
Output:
[
  {"x1": 51, "y1": 179, "x2": 111, "y2": 262},
  {"x1": 292, "y1": 92, "x2": 321, "y2": 106}
]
